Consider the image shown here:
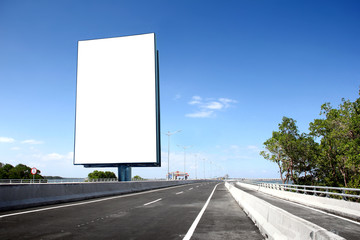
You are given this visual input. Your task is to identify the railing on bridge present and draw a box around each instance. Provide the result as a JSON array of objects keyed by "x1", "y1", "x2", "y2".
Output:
[
  {"x1": 0, "y1": 178, "x2": 211, "y2": 184},
  {"x1": 0, "y1": 178, "x2": 117, "y2": 184},
  {"x1": 0, "y1": 179, "x2": 49, "y2": 184},
  {"x1": 87, "y1": 178, "x2": 118, "y2": 182},
  {"x1": 259, "y1": 182, "x2": 360, "y2": 201}
]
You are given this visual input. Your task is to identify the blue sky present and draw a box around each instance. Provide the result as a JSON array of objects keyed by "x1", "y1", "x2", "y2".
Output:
[{"x1": 0, "y1": 0, "x2": 359, "y2": 179}]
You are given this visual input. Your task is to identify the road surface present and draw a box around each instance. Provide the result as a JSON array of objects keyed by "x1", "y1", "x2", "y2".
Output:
[{"x1": 0, "y1": 181, "x2": 263, "y2": 240}]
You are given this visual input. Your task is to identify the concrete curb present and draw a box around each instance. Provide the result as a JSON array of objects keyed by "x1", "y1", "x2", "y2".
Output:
[
  {"x1": 225, "y1": 182, "x2": 345, "y2": 240},
  {"x1": 0, "y1": 180, "x2": 203, "y2": 211},
  {"x1": 237, "y1": 182, "x2": 360, "y2": 222}
]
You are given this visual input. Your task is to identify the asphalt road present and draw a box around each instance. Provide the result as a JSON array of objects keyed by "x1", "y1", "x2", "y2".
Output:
[
  {"x1": 0, "y1": 181, "x2": 263, "y2": 240},
  {"x1": 234, "y1": 183, "x2": 360, "y2": 240}
]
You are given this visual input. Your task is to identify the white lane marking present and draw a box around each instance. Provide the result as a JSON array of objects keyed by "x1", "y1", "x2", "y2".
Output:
[
  {"x1": 176, "y1": 191, "x2": 184, "y2": 195},
  {"x1": 143, "y1": 198, "x2": 162, "y2": 206},
  {"x1": 0, "y1": 183, "x2": 200, "y2": 219},
  {"x1": 196, "y1": 186, "x2": 199, "y2": 188},
  {"x1": 275, "y1": 196, "x2": 360, "y2": 226},
  {"x1": 183, "y1": 183, "x2": 221, "y2": 240},
  {"x1": 189, "y1": 188, "x2": 193, "y2": 190}
]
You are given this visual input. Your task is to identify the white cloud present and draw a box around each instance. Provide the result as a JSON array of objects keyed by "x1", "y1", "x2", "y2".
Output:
[
  {"x1": 185, "y1": 111, "x2": 214, "y2": 118},
  {"x1": 66, "y1": 152, "x2": 74, "y2": 159},
  {"x1": 0, "y1": 137, "x2": 15, "y2": 143},
  {"x1": 188, "y1": 96, "x2": 202, "y2": 105},
  {"x1": 219, "y1": 98, "x2": 237, "y2": 108},
  {"x1": 22, "y1": 139, "x2": 44, "y2": 145},
  {"x1": 38, "y1": 152, "x2": 73, "y2": 162},
  {"x1": 205, "y1": 101, "x2": 223, "y2": 110},
  {"x1": 10, "y1": 147, "x2": 20, "y2": 151},
  {"x1": 44, "y1": 153, "x2": 64, "y2": 160},
  {"x1": 186, "y1": 95, "x2": 237, "y2": 118},
  {"x1": 247, "y1": 145, "x2": 259, "y2": 151}
]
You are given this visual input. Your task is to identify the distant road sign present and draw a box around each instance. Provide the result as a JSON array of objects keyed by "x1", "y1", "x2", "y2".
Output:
[{"x1": 31, "y1": 168, "x2": 37, "y2": 175}]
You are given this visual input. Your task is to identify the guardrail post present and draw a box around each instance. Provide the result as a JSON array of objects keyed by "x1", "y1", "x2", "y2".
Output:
[
  {"x1": 314, "y1": 187, "x2": 317, "y2": 196},
  {"x1": 304, "y1": 186, "x2": 307, "y2": 195},
  {"x1": 342, "y1": 189, "x2": 347, "y2": 201}
]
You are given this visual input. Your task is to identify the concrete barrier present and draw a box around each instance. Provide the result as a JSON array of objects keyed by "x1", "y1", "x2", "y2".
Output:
[
  {"x1": 0, "y1": 180, "x2": 203, "y2": 211},
  {"x1": 237, "y1": 182, "x2": 360, "y2": 222},
  {"x1": 225, "y1": 182, "x2": 345, "y2": 240}
]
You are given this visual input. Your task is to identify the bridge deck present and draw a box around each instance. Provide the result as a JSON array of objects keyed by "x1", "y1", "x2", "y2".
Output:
[{"x1": 0, "y1": 182, "x2": 263, "y2": 240}]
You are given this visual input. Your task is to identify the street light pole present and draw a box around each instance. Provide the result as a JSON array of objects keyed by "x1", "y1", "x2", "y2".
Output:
[
  {"x1": 203, "y1": 158, "x2": 206, "y2": 179},
  {"x1": 194, "y1": 154, "x2": 198, "y2": 180},
  {"x1": 177, "y1": 145, "x2": 192, "y2": 176},
  {"x1": 195, "y1": 155, "x2": 197, "y2": 179},
  {"x1": 165, "y1": 130, "x2": 181, "y2": 180}
]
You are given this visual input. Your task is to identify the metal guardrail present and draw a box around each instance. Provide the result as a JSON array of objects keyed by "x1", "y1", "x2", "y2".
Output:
[
  {"x1": 0, "y1": 179, "x2": 49, "y2": 184},
  {"x1": 259, "y1": 182, "x2": 360, "y2": 201},
  {"x1": 0, "y1": 178, "x2": 117, "y2": 184},
  {"x1": 0, "y1": 178, "x2": 211, "y2": 184},
  {"x1": 87, "y1": 178, "x2": 118, "y2": 182}
]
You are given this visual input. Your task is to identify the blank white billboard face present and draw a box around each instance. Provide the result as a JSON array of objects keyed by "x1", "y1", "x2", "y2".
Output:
[{"x1": 74, "y1": 33, "x2": 160, "y2": 165}]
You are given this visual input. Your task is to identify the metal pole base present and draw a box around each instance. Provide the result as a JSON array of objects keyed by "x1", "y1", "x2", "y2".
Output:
[{"x1": 118, "y1": 165, "x2": 132, "y2": 181}]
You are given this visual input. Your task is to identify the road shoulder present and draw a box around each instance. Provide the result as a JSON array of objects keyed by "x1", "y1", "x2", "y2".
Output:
[{"x1": 191, "y1": 183, "x2": 264, "y2": 240}]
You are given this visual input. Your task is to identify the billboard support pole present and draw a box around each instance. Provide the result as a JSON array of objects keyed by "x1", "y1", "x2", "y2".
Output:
[{"x1": 118, "y1": 165, "x2": 132, "y2": 181}]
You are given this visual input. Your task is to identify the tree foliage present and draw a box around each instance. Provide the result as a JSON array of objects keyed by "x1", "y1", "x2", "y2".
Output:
[
  {"x1": 88, "y1": 170, "x2": 117, "y2": 180},
  {"x1": 132, "y1": 175, "x2": 144, "y2": 181},
  {"x1": 0, "y1": 163, "x2": 44, "y2": 179},
  {"x1": 261, "y1": 90, "x2": 360, "y2": 187}
]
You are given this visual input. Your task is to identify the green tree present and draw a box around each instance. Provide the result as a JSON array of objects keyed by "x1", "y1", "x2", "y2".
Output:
[
  {"x1": 0, "y1": 163, "x2": 44, "y2": 179},
  {"x1": 104, "y1": 171, "x2": 116, "y2": 178},
  {"x1": 277, "y1": 117, "x2": 301, "y2": 183},
  {"x1": 0, "y1": 163, "x2": 14, "y2": 179},
  {"x1": 310, "y1": 96, "x2": 360, "y2": 187},
  {"x1": 260, "y1": 117, "x2": 319, "y2": 185},
  {"x1": 261, "y1": 90, "x2": 360, "y2": 188},
  {"x1": 260, "y1": 131, "x2": 290, "y2": 183},
  {"x1": 9, "y1": 164, "x2": 32, "y2": 179},
  {"x1": 132, "y1": 175, "x2": 144, "y2": 181},
  {"x1": 295, "y1": 133, "x2": 319, "y2": 185},
  {"x1": 88, "y1": 170, "x2": 117, "y2": 180}
]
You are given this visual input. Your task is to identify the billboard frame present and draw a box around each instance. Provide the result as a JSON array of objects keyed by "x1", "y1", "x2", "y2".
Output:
[{"x1": 73, "y1": 33, "x2": 161, "y2": 171}]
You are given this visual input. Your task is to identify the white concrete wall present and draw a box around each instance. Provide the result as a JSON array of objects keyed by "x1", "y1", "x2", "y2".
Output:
[
  {"x1": 237, "y1": 182, "x2": 360, "y2": 222},
  {"x1": 0, "y1": 180, "x2": 203, "y2": 211},
  {"x1": 225, "y1": 182, "x2": 345, "y2": 240}
]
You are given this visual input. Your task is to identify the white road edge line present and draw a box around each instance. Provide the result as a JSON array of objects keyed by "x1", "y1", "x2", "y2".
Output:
[
  {"x1": 176, "y1": 191, "x2": 184, "y2": 195},
  {"x1": 0, "y1": 183, "x2": 200, "y2": 219},
  {"x1": 275, "y1": 195, "x2": 360, "y2": 226},
  {"x1": 236, "y1": 182, "x2": 360, "y2": 226},
  {"x1": 189, "y1": 188, "x2": 193, "y2": 190},
  {"x1": 183, "y1": 183, "x2": 221, "y2": 240},
  {"x1": 144, "y1": 198, "x2": 162, "y2": 206}
]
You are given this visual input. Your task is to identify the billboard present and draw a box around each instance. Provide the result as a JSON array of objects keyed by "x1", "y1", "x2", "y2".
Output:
[{"x1": 74, "y1": 33, "x2": 160, "y2": 166}]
